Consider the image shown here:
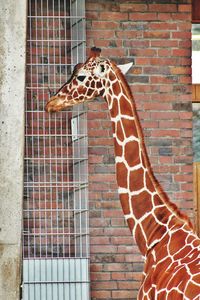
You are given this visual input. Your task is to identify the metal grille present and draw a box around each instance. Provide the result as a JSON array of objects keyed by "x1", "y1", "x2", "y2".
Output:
[{"x1": 23, "y1": 0, "x2": 89, "y2": 299}]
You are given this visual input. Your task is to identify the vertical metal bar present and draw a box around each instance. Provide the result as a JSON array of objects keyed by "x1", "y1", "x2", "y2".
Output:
[
  {"x1": 61, "y1": 10, "x2": 65, "y2": 263},
  {"x1": 46, "y1": 0, "x2": 50, "y2": 261},
  {"x1": 53, "y1": 0, "x2": 56, "y2": 297},
  {"x1": 34, "y1": 0, "x2": 37, "y2": 268},
  {"x1": 37, "y1": 0, "x2": 41, "y2": 262},
  {"x1": 69, "y1": 6, "x2": 73, "y2": 300},
  {"x1": 75, "y1": 5, "x2": 78, "y2": 300},
  {"x1": 41, "y1": 0, "x2": 46, "y2": 262},
  {"x1": 34, "y1": 4, "x2": 38, "y2": 300},
  {"x1": 27, "y1": 0, "x2": 31, "y2": 262}
]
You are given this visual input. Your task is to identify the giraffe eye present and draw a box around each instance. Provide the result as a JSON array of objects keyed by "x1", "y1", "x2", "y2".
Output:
[
  {"x1": 100, "y1": 64, "x2": 105, "y2": 73},
  {"x1": 77, "y1": 75, "x2": 86, "y2": 82}
]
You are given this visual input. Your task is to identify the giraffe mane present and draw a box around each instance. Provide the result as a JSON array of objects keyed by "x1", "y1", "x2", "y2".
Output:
[{"x1": 110, "y1": 61, "x2": 193, "y2": 231}]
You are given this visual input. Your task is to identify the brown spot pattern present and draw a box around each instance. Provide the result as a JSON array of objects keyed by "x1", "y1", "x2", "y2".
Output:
[
  {"x1": 129, "y1": 167, "x2": 144, "y2": 192},
  {"x1": 124, "y1": 140, "x2": 140, "y2": 167}
]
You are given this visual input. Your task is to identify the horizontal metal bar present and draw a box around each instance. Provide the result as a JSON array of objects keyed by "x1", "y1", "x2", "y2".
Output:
[
  {"x1": 23, "y1": 232, "x2": 89, "y2": 236},
  {"x1": 24, "y1": 158, "x2": 88, "y2": 161},
  {"x1": 23, "y1": 257, "x2": 90, "y2": 260},
  {"x1": 24, "y1": 184, "x2": 88, "y2": 189},
  {"x1": 24, "y1": 110, "x2": 87, "y2": 114},
  {"x1": 26, "y1": 63, "x2": 72, "y2": 66},
  {"x1": 27, "y1": 16, "x2": 85, "y2": 19},
  {"x1": 24, "y1": 181, "x2": 88, "y2": 184},
  {"x1": 23, "y1": 280, "x2": 90, "y2": 284},
  {"x1": 27, "y1": 39, "x2": 85, "y2": 42},
  {"x1": 24, "y1": 208, "x2": 88, "y2": 212},
  {"x1": 25, "y1": 134, "x2": 87, "y2": 137}
]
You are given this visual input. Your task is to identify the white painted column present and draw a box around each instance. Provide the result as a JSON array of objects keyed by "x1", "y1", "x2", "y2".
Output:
[{"x1": 0, "y1": 1, "x2": 27, "y2": 299}]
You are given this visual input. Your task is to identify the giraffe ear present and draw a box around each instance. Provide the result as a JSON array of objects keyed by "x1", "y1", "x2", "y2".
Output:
[{"x1": 117, "y1": 62, "x2": 133, "y2": 75}]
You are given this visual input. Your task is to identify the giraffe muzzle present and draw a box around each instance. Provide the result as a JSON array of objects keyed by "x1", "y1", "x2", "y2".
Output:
[{"x1": 45, "y1": 95, "x2": 71, "y2": 113}]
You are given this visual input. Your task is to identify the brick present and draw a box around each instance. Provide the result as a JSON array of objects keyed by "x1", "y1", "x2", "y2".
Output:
[
  {"x1": 157, "y1": 48, "x2": 172, "y2": 57},
  {"x1": 91, "y1": 272, "x2": 111, "y2": 281},
  {"x1": 142, "y1": 120, "x2": 158, "y2": 128},
  {"x1": 151, "y1": 130, "x2": 180, "y2": 138},
  {"x1": 159, "y1": 120, "x2": 192, "y2": 129},
  {"x1": 124, "y1": 40, "x2": 150, "y2": 48},
  {"x1": 179, "y1": 76, "x2": 192, "y2": 84},
  {"x1": 149, "y1": 57, "x2": 178, "y2": 66},
  {"x1": 105, "y1": 263, "x2": 133, "y2": 272},
  {"x1": 92, "y1": 281, "x2": 117, "y2": 290},
  {"x1": 91, "y1": 291, "x2": 111, "y2": 299},
  {"x1": 178, "y1": 4, "x2": 191, "y2": 12},
  {"x1": 111, "y1": 237, "x2": 133, "y2": 245},
  {"x1": 118, "y1": 281, "x2": 138, "y2": 289},
  {"x1": 100, "y1": 48, "x2": 127, "y2": 57},
  {"x1": 172, "y1": 31, "x2": 191, "y2": 39},
  {"x1": 174, "y1": 174, "x2": 193, "y2": 182},
  {"x1": 116, "y1": 30, "x2": 142, "y2": 39},
  {"x1": 111, "y1": 218, "x2": 126, "y2": 227},
  {"x1": 91, "y1": 245, "x2": 118, "y2": 254},
  {"x1": 150, "y1": 75, "x2": 179, "y2": 84},
  {"x1": 149, "y1": 4, "x2": 177, "y2": 13},
  {"x1": 178, "y1": 22, "x2": 192, "y2": 32},
  {"x1": 171, "y1": 12, "x2": 191, "y2": 21},
  {"x1": 92, "y1": 20, "x2": 119, "y2": 30},
  {"x1": 157, "y1": 12, "x2": 173, "y2": 21},
  {"x1": 144, "y1": 31, "x2": 170, "y2": 39},
  {"x1": 120, "y1": 4, "x2": 148, "y2": 12},
  {"x1": 179, "y1": 39, "x2": 191, "y2": 49},
  {"x1": 151, "y1": 39, "x2": 178, "y2": 48},
  {"x1": 179, "y1": 112, "x2": 193, "y2": 120},
  {"x1": 90, "y1": 237, "x2": 110, "y2": 245},
  {"x1": 129, "y1": 48, "x2": 157, "y2": 57},
  {"x1": 100, "y1": 201, "x2": 120, "y2": 210},
  {"x1": 89, "y1": 155, "x2": 104, "y2": 164},
  {"x1": 149, "y1": 22, "x2": 177, "y2": 31},
  {"x1": 129, "y1": 12, "x2": 158, "y2": 21},
  {"x1": 144, "y1": 103, "x2": 172, "y2": 111},
  {"x1": 99, "y1": 12, "x2": 128, "y2": 21},
  {"x1": 170, "y1": 66, "x2": 191, "y2": 75},
  {"x1": 111, "y1": 272, "x2": 127, "y2": 280},
  {"x1": 112, "y1": 290, "x2": 138, "y2": 299},
  {"x1": 86, "y1": 11, "x2": 99, "y2": 20},
  {"x1": 103, "y1": 210, "x2": 124, "y2": 218},
  {"x1": 86, "y1": 2, "x2": 104, "y2": 11},
  {"x1": 172, "y1": 49, "x2": 191, "y2": 57},
  {"x1": 87, "y1": 30, "x2": 115, "y2": 39}
]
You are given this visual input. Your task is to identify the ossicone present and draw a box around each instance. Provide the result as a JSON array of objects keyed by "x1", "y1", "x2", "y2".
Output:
[{"x1": 90, "y1": 46, "x2": 101, "y2": 58}]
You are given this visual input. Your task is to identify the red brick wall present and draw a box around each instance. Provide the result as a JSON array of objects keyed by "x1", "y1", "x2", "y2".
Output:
[{"x1": 86, "y1": 1, "x2": 192, "y2": 299}]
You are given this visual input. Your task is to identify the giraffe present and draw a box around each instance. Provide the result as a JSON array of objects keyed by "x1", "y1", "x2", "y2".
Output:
[{"x1": 45, "y1": 47, "x2": 200, "y2": 299}]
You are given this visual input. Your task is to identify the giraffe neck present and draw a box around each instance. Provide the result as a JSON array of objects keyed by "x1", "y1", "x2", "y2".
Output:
[{"x1": 103, "y1": 66, "x2": 191, "y2": 256}]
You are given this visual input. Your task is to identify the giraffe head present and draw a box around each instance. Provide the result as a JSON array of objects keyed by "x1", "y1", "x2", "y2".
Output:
[{"x1": 45, "y1": 47, "x2": 132, "y2": 112}]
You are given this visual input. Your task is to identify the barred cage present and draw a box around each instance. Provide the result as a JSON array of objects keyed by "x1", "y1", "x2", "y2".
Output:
[{"x1": 22, "y1": 0, "x2": 89, "y2": 299}]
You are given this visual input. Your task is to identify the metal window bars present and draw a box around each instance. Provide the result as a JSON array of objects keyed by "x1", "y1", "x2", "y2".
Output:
[{"x1": 22, "y1": 0, "x2": 89, "y2": 299}]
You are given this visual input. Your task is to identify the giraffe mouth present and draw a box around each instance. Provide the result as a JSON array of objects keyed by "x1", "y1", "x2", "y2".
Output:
[{"x1": 45, "y1": 95, "x2": 75, "y2": 113}]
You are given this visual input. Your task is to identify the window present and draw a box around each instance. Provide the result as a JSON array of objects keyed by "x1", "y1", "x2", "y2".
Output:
[
  {"x1": 192, "y1": 0, "x2": 200, "y2": 23},
  {"x1": 192, "y1": 1, "x2": 200, "y2": 235},
  {"x1": 192, "y1": 24, "x2": 200, "y2": 84}
]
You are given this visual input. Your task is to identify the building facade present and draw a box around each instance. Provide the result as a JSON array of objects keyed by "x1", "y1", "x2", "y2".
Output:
[{"x1": 0, "y1": 1, "x2": 193, "y2": 299}]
